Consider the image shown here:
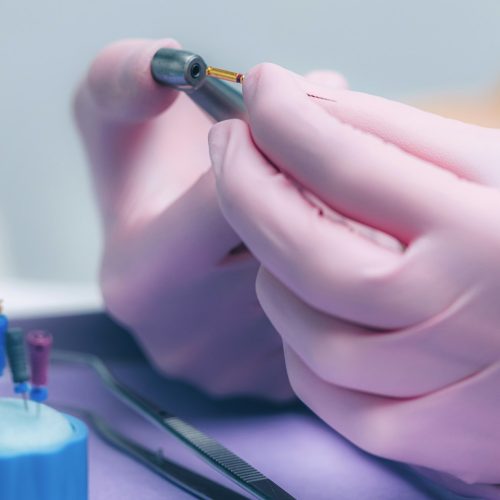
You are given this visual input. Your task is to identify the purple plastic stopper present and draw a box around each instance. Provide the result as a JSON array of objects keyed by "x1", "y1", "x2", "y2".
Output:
[{"x1": 27, "y1": 330, "x2": 53, "y2": 386}]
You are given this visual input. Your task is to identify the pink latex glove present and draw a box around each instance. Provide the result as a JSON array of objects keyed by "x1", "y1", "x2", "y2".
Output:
[
  {"x1": 74, "y1": 38, "x2": 346, "y2": 400},
  {"x1": 208, "y1": 63, "x2": 500, "y2": 487}
]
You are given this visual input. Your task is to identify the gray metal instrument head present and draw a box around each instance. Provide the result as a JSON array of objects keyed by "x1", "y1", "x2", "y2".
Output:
[
  {"x1": 151, "y1": 48, "x2": 208, "y2": 91},
  {"x1": 151, "y1": 48, "x2": 247, "y2": 122}
]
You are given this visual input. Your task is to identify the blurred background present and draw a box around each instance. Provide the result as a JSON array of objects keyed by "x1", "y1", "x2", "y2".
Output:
[{"x1": 0, "y1": 0, "x2": 499, "y2": 288}]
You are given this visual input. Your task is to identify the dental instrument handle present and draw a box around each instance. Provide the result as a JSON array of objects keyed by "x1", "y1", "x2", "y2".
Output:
[
  {"x1": 52, "y1": 349, "x2": 295, "y2": 500},
  {"x1": 189, "y1": 78, "x2": 247, "y2": 122},
  {"x1": 150, "y1": 48, "x2": 247, "y2": 122}
]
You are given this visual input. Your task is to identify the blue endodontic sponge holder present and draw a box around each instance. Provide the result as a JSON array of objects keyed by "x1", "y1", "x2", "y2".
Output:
[{"x1": 0, "y1": 413, "x2": 88, "y2": 500}]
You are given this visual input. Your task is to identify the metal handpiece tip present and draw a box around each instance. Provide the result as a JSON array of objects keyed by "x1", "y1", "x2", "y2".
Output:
[{"x1": 206, "y1": 66, "x2": 245, "y2": 84}]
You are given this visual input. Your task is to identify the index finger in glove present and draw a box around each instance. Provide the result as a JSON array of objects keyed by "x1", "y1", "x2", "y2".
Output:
[
  {"x1": 209, "y1": 119, "x2": 448, "y2": 329},
  {"x1": 283, "y1": 344, "x2": 500, "y2": 485},
  {"x1": 294, "y1": 77, "x2": 500, "y2": 186},
  {"x1": 242, "y1": 63, "x2": 467, "y2": 243},
  {"x1": 257, "y1": 267, "x2": 499, "y2": 398}
]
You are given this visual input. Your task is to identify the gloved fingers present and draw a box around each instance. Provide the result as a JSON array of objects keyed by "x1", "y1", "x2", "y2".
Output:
[
  {"x1": 257, "y1": 267, "x2": 498, "y2": 397},
  {"x1": 283, "y1": 342, "x2": 392, "y2": 449},
  {"x1": 284, "y1": 343, "x2": 500, "y2": 484},
  {"x1": 75, "y1": 40, "x2": 216, "y2": 233},
  {"x1": 302, "y1": 69, "x2": 401, "y2": 254},
  {"x1": 209, "y1": 119, "x2": 448, "y2": 329},
  {"x1": 141, "y1": 167, "x2": 246, "y2": 264},
  {"x1": 80, "y1": 38, "x2": 182, "y2": 123},
  {"x1": 78, "y1": 89, "x2": 214, "y2": 232},
  {"x1": 292, "y1": 80, "x2": 500, "y2": 186},
  {"x1": 242, "y1": 63, "x2": 465, "y2": 243},
  {"x1": 102, "y1": 168, "x2": 245, "y2": 301}
]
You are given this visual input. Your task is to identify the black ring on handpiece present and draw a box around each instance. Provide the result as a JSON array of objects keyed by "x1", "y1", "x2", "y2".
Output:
[{"x1": 190, "y1": 63, "x2": 201, "y2": 79}]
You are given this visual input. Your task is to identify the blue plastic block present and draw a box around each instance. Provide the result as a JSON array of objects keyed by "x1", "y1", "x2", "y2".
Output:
[{"x1": 0, "y1": 414, "x2": 88, "y2": 500}]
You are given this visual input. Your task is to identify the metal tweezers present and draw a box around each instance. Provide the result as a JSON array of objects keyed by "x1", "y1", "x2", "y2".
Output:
[
  {"x1": 52, "y1": 350, "x2": 295, "y2": 500},
  {"x1": 57, "y1": 404, "x2": 247, "y2": 499}
]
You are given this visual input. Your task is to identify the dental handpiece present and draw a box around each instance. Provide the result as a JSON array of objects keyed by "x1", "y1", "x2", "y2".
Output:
[{"x1": 150, "y1": 48, "x2": 247, "y2": 122}]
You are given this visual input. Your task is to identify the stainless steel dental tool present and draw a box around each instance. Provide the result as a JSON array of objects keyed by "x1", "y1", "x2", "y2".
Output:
[
  {"x1": 56, "y1": 404, "x2": 248, "y2": 499},
  {"x1": 150, "y1": 48, "x2": 247, "y2": 122},
  {"x1": 52, "y1": 350, "x2": 295, "y2": 500}
]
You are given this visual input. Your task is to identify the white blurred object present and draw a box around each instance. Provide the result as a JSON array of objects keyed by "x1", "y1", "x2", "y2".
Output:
[
  {"x1": 0, "y1": 212, "x2": 13, "y2": 278},
  {"x1": 1, "y1": 280, "x2": 102, "y2": 318}
]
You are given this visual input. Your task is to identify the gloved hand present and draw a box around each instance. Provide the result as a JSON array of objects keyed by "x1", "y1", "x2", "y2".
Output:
[
  {"x1": 209, "y1": 63, "x2": 500, "y2": 486},
  {"x1": 74, "y1": 39, "x2": 346, "y2": 400},
  {"x1": 73, "y1": 38, "x2": 287, "y2": 399}
]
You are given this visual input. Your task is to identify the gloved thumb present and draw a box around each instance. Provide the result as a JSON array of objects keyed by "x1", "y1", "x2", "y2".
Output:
[{"x1": 81, "y1": 38, "x2": 182, "y2": 123}]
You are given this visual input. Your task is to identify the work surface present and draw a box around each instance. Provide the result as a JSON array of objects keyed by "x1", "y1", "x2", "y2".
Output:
[{"x1": 12, "y1": 313, "x2": 467, "y2": 500}]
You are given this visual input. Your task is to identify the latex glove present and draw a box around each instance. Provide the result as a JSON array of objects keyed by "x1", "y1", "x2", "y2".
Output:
[
  {"x1": 74, "y1": 39, "x2": 346, "y2": 400},
  {"x1": 208, "y1": 63, "x2": 500, "y2": 486}
]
